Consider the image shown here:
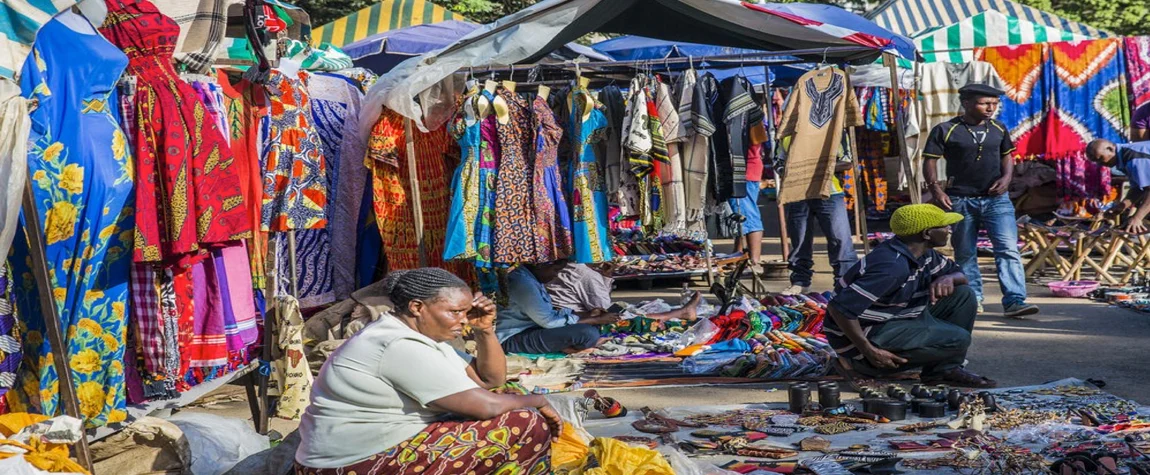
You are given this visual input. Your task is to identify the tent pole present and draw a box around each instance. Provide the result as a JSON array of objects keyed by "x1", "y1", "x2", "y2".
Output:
[
  {"x1": 404, "y1": 118, "x2": 427, "y2": 267},
  {"x1": 848, "y1": 126, "x2": 871, "y2": 253},
  {"x1": 20, "y1": 178, "x2": 93, "y2": 471},
  {"x1": 765, "y1": 74, "x2": 790, "y2": 261},
  {"x1": 884, "y1": 52, "x2": 921, "y2": 204}
]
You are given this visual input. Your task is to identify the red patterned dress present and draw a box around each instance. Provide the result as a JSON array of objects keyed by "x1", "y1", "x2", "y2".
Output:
[{"x1": 100, "y1": 0, "x2": 251, "y2": 266}]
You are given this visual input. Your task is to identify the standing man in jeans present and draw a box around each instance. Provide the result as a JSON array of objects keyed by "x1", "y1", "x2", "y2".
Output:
[
  {"x1": 923, "y1": 84, "x2": 1039, "y2": 318},
  {"x1": 782, "y1": 173, "x2": 859, "y2": 295}
]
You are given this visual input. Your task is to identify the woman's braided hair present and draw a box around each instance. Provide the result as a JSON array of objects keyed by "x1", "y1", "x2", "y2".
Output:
[{"x1": 382, "y1": 268, "x2": 469, "y2": 313}]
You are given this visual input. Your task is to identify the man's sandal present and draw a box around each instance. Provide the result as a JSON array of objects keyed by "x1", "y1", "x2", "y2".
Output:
[{"x1": 922, "y1": 368, "x2": 997, "y2": 389}]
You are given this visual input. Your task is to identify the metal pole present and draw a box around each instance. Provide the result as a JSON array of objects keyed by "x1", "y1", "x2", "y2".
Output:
[
  {"x1": 21, "y1": 179, "x2": 92, "y2": 471},
  {"x1": 848, "y1": 126, "x2": 871, "y2": 253},
  {"x1": 404, "y1": 118, "x2": 427, "y2": 267},
  {"x1": 884, "y1": 52, "x2": 921, "y2": 204}
]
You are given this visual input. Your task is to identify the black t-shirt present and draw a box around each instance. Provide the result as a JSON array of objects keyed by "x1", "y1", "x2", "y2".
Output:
[{"x1": 923, "y1": 117, "x2": 1015, "y2": 196}]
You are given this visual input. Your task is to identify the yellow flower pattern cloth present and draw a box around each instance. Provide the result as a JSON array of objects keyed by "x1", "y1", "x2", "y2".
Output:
[{"x1": 7, "y1": 18, "x2": 134, "y2": 428}]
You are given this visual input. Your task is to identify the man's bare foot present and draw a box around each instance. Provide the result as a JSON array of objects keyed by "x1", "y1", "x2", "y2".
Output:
[{"x1": 681, "y1": 291, "x2": 702, "y2": 322}]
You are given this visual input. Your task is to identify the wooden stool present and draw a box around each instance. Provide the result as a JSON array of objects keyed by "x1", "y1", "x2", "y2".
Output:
[{"x1": 1021, "y1": 222, "x2": 1072, "y2": 278}]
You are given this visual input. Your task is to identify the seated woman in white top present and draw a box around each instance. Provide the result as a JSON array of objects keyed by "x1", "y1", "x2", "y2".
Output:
[{"x1": 295, "y1": 268, "x2": 561, "y2": 475}]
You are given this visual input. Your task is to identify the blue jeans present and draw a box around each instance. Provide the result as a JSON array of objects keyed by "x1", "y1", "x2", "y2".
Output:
[
  {"x1": 951, "y1": 194, "x2": 1028, "y2": 307},
  {"x1": 784, "y1": 194, "x2": 859, "y2": 287}
]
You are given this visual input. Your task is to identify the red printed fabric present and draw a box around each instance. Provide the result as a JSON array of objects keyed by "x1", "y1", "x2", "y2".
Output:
[
  {"x1": 294, "y1": 410, "x2": 552, "y2": 475},
  {"x1": 101, "y1": 0, "x2": 251, "y2": 266},
  {"x1": 366, "y1": 110, "x2": 474, "y2": 282}
]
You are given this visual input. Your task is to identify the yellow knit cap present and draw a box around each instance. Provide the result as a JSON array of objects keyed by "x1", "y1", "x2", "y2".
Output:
[{"x1": 890, "y1": 204, "x2": 964, "y2": 237}]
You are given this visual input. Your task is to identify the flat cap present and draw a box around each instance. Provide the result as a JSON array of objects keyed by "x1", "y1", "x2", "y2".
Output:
[{"x1": 959, "y1": 83, "x2": 1005, "y2": 97}]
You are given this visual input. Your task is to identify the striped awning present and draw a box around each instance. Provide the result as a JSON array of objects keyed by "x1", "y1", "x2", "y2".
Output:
[
  {"x1": 916, "y1": 10, "x2": 1088, "y2": 63},
  {"x1": 867, "y1": 0, "x2": 1109, "y2": 40},
  {"x1": 311, "y1": 0, "x2": 458, "y2": 47},
  {"x1": 0, "y1": 0, "x2": 79, "y2": 79}
]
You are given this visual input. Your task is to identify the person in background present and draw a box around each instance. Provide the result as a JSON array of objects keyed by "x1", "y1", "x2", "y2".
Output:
[
  {"x1": 1133, "y1": 103, "x2": 1149, "y2": 141},
  {"x1": 498, "y1": 259, "x2": 621, "y2": 354},
  {"x1": 1086, "y1": 139, "x2": 1150, "y2": 234},
  {"x1": 545, "y1": 261, "x2": 703, "y2": 319},
  {"x1": 295, "y1": 268, "x2": 560, "y2": 475},
  {"x1": 827, "y1": 204, "x2": 996, "y2": 388},
  {"x1": 730, "y1": 144, "x2": 766, "y2": 274},
  {"x1": 546, "y1": 262, "x2": 617, "y2": 313},
  {"x1": 781, "y1": 169, "x2": 860, "y2": 295},
  {"x1": 922, "y1": 83, "x2": 1039, "y2": 319}
]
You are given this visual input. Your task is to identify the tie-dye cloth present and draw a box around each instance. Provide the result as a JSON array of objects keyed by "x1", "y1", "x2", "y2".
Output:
[
  {"x1": 975, "y1": 44, "x2": 1049, "y2": 159},
  {"x1": 1047, "y1": 39, "x2": 1128, "y2": 198},
  {"x1": 1125, "y1": 37, "x2": 1150, "y2": 111},
  {"x1": 977, "y1": 40, "x2": 1129, "y2": 199}
]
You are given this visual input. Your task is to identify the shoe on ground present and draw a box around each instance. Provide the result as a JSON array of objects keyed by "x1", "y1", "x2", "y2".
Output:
[
  {"x1": 781, "y1": 284, "x2": 809, "y2": 296},
  {"x1": 976, "y1": 302, "x2": 984, "y2": 314},
  {"x1": 747, "y1": 262, "x2": 764, "y2": 276},
  {"x1": 1003, "y1": 302, "x2": 1040, "y2": 319}
]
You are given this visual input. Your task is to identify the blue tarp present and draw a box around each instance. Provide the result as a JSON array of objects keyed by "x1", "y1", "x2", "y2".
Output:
[
  {"x1": 343, "y1": 20, "x2": 480, "y2": 73},
  {"x1": 345, "y1": 20, "x2": 612, "y2": 74},
  {"x1": 591, "y1": 36, "x2": 812, "y2": 86}
]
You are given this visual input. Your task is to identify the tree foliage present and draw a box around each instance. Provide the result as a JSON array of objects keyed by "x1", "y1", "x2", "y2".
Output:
[{"x1": 301, "y1": 0, "x2": 1148, "y2": 38}]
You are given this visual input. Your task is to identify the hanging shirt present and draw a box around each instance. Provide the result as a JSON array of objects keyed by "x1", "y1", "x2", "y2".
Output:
[
  {"x1": 1117, "y1": 142, "x2": 1150, "y2": 190},
  {"x1": 922, "y1": 117, "x2": 1014, "y2": 197},
  {"x1": 777, "y1": 67, "x2": 863, "y2": 204}
]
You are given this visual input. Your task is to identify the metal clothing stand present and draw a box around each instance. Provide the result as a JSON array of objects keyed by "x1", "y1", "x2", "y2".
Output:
[
  {"x1": 20, "y1": 178, "x2": 93, "y2": 471},
  {"x1": 884, "y1": 52, "x2": 921, "y2": 204}
]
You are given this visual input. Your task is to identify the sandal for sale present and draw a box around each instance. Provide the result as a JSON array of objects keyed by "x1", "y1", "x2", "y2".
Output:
[
  {"x1": 584, "y1": 390, "x2": 627, "y2": 418},
  {"x1": 1051, "y1": 455, "x2": 1095, "y2": 475},
  {"x1": 922, "y1": 367, "x2": 997, "y2": 388}
]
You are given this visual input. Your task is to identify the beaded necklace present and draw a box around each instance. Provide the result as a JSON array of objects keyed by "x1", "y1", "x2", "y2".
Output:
[{"x1": 962, "y1": 119, "x2": 989, "y2": 160}]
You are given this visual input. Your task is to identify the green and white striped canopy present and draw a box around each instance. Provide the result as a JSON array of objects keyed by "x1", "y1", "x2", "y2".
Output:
[{"x1": 915, "y1": 10, "x2": 1089, "y2": 63}]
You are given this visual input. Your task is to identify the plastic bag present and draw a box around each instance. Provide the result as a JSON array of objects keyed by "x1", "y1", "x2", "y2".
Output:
[
  {"x1": 674, "y1": 317, "x2": 719, "y2": 351},
  {"x1": 575, "y1": 438, "x2": 674, "y2": 475},
  {"x1": 1004, "y1": 423, "x2": 1095, "y2": 445},
  {"x1": 168, "y1": 413, "x2": 270, "y2": 475}
]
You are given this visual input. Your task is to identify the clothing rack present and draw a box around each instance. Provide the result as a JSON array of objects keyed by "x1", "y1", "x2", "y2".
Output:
[{"x1": 409, "y1": 43, "x2": 910, "y2": 277}]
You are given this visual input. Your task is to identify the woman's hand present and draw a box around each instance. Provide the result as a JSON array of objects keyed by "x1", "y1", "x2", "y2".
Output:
[
  {"x1": 537, "y1": 402, "x2": 564, "y2": 441},
  {"x1": 468, "y1": 293, "x2": 498, "y2": 334}
]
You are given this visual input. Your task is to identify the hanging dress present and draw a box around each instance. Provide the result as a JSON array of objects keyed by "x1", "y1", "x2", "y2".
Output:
[
  {"x1": 11, "y1": 13, "x2": 135, "y2": 426},
  {"x1": 492, "y1": 88, "x2": 537, "y2": 264},
  {"x1": 100, "y1": 0, "x2": 251, "y2": 266},
  {"x1": 476, "y1": 92, "x2": 500, "y2": 269},
  {"x1": 568, "y1": 88, "x2": 613, "y2": 264},
  {"x1": 365, "y1": 109, "x2": 473, "y2": 281},
  {"x1": 530, "y1": 95, "x2": 573, "y2": 262},
  {"x1": 261, "y1": 69, "x2": 329, "y2": 233},
  {"x1": 444, "y1": 92, "x2": 484, "y2": 263}
]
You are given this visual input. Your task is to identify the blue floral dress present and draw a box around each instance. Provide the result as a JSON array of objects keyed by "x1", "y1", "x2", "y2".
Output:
[{"x1": 10, "y1": 14, "x2": 134, "y2": 427}]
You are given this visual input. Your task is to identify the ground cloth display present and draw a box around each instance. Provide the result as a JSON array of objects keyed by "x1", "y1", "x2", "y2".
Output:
[{"x1": 561, "y1": 378, "x2": 1149, "y2": 474}]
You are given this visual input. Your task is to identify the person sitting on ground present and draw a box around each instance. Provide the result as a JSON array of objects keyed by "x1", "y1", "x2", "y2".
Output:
[
  {"x1": 497, "y1": 259, "x2": 623, "y2": 355},
  {"x1": 826, "y1": 204, "x2": 996, "y2": 388},
  {"x1": 545, "y1": 261, "x2": 703, "y2": 319},
  {"x1": 1086, "y1": 139, "x2": 1150, "y2": 234},
  {"x1": 295, "y1": 268, "x2": 561, "y2": 475}
]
